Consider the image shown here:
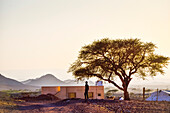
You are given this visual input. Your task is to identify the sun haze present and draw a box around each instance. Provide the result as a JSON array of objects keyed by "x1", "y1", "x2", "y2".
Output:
[{"x1": 0, "y1": 0, "x2": 170, "y2": 83}]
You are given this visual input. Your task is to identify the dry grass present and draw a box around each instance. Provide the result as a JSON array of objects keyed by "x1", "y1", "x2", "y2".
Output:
[
  {"x1": 0, "y1": 99, "x2": 20, "y2": 113},
  {"x1": 0, "y1": 91, "x2": 20, "y2": 113}
]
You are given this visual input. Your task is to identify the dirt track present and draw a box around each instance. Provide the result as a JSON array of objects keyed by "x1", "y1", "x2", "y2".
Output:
[{"x1": 12, "y1": 99, "x2": 170, "y2": 113}]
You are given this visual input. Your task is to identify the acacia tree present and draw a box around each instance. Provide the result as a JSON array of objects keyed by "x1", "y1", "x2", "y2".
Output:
[{"x1": 68, "y1": 38, "x2": 169, "y2": 100}]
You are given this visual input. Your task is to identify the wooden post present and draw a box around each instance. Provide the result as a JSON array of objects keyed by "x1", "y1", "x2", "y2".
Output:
[
  {"x1": 143, "y1": 87, "x2": 145, "y2": 101},
  {"x1": 156, "y1": 88, "x2": 158, "y2": 101}
]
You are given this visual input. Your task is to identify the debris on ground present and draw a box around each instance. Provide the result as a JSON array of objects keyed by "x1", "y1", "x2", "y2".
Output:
[{"x1": 17, "y1": 94, "x2": 59, "y2": 101}]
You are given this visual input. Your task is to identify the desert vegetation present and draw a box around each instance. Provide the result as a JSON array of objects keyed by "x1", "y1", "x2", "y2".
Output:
[{"x1": 0, "y1": 91, "x2": 19, "y2": 113}]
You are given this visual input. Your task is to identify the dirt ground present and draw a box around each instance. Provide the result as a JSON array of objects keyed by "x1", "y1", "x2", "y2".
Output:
[{"x1": 1, "y1": 98, "x2": 169, "y2": 113}]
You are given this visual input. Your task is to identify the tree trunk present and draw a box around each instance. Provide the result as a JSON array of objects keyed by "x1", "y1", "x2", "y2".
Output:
[
  {"x1": 122, "y1": 77, "x2": 130, "y2": 100},
  {"x1": 124, "y1": 89, "x2": 130, "y2": 100}
]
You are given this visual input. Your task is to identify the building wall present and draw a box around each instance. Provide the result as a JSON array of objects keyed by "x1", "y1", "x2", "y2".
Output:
[
  {"x1": 41, "y1": 86, "x2": 104, "y2": 99},
  {"x1": 41, "y1": 86, "x2": 60, "y2": 95},
  {"x1": 55, "y1": 87, "x2": 67, "y2": 99}
]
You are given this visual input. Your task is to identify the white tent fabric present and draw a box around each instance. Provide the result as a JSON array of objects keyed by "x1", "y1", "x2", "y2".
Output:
[
  {"x1": 146, "y1": 90, "x2": 170, "y2": 101},
  {"x1": 119, "y1": 97, "x2": 124, "y2": 100}
]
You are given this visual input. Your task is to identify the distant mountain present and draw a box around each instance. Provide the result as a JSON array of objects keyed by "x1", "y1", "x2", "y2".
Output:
[
  {"x1": 0, "y1": 74, "x2": 38, "y2": 91},
  {"x1": 63, "y1": 79, "x2": 77, "y2": 84},
  {"x1": 21, "y1": 79, "x2": 34, "y2": 84},
  {"x1": 0, "y1": 74, "x2": 23, "y2": 86},
  {"x1": 22, "y1": 74, "x2": 65, "y2": 86},
  {"x1": 63, "y1": 79, "x2": 94, "y2": 86}
]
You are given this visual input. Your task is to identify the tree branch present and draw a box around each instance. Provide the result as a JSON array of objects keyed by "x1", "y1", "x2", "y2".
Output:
[
  {"x1": 87, "y1": 73, "x2": 123, "y2": 90},
  {"x1": 129, "y1": 50, "x2": 146, "y2": 77},
  {"x1": 100, "y1": 76, "x2": 124, "y2": 90}
]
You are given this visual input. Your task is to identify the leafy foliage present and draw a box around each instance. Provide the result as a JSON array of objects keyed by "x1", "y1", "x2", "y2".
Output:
[{"x1": 68, "y1": 38, "x2": 169, "y2": 99}]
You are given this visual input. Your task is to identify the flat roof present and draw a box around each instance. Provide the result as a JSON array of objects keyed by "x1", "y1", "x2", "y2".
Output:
[{"x1": 41, "y1": 86, "x2": 104, "y2": 88}]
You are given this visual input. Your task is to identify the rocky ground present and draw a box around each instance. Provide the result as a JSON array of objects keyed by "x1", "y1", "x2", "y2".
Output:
[{"x1": 3, "y1": 98, "x2": 168, "y2": 113}]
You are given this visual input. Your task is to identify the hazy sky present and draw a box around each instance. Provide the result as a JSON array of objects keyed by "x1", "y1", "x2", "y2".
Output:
[{"x1": 0, "y1": 0, "x2": 170, "y2": 84}]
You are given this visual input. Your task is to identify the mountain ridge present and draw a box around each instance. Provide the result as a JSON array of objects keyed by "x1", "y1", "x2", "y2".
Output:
[
  {"x1": 21, "y1": 74, "x2": 65, "y2": 86},
  {"x1": 0, "y1": 74, "x2": 38, "y2": 91}
]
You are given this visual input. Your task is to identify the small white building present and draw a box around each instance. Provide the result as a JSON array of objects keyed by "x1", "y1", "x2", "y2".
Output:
[
  {"x1": 96, "y1": 80, "x2": 103, "y2": 86},
  {"x1": 146, "y1": 90, "x2": 170, "y2": 101}
]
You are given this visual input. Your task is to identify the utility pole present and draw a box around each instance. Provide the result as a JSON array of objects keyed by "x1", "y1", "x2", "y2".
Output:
[
  {"x1": 156, "y1": 88, "x2": 158, "y2": 101},
  {"x1": 143, "y1": 87, "x2": 145, "y2": 101}
]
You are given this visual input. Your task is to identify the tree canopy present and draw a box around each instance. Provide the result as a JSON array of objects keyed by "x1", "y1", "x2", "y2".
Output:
[{"x1": 68, "y1": 38, "x2": 169, "y2": 100}]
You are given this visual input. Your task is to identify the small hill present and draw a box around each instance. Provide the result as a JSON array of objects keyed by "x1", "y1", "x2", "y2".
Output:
[
  {"x1": 0, "y1": 74, "x2": 38, "y2": 91},
  {"x1": 22, "y1": 74, "x2": 65, "y2": 86}
]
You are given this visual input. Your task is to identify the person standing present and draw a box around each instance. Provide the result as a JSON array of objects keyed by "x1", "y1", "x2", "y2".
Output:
[{"x1": 84, "y1": 81, "x2": 89, "y2": 101}]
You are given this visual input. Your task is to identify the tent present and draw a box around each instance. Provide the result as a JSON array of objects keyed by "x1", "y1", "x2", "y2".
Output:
[{"x1": 146, "y1": 90, "x2": 170, "y2": 101}]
